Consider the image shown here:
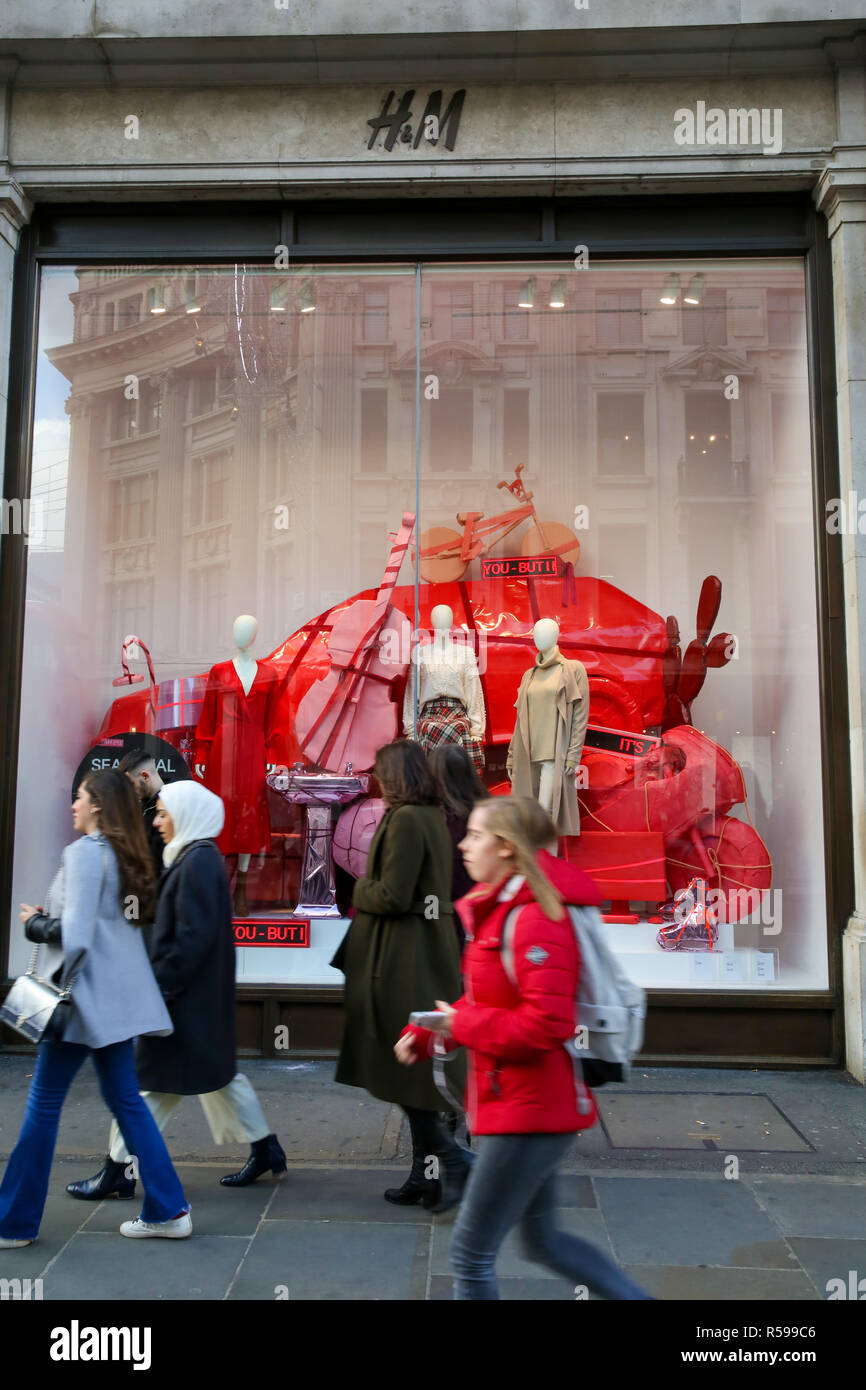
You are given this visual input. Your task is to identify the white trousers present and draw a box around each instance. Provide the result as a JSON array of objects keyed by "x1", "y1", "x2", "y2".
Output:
[
  {"x1": 530, "y1": 760, "x2": 557, "y2": 814},
  {"x1": 108, "y1": 1072, "x2": 270, "y2": 1163}
]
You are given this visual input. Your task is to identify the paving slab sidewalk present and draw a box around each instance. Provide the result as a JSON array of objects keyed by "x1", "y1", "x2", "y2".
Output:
[{"x1": 0, "y1": 1057, "x2": 864, "y2": 1300}]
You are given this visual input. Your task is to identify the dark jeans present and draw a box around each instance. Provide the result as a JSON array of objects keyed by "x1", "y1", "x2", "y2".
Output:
[
  {"x1": 0, "y1": 1038, "x2": 188, "y2": 1240},
  {"x1": 451, "y1": 1131, "x2": 652, "y2": 1301}
]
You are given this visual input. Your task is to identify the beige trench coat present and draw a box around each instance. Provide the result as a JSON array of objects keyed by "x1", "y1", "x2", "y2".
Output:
[{"x1": 506, "y1": 652, "x2": 590, "y2": 835}]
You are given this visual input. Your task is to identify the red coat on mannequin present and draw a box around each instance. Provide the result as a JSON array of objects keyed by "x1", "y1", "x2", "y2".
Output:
[{"x1": 194, "y1": 659, "x2": 283, "y2": 855}]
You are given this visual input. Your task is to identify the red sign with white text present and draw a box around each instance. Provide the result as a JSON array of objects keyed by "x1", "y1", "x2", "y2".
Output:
[
  {"x1": 481, "y1": 555, "x2": 559, "y2": 580},
  {"x1": 233, "y1": 919, "x2": 310, "y2": 947}
]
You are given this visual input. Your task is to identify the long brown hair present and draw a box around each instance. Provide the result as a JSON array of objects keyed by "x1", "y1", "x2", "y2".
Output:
[
  {"x1": 475, "y1": 796, "x2": 565, "y2": 921},
  {"x1": 81, "y1": 768, "x2": 156, "y2": 924},
  {"x1": 374, "y1": 739, "x2": 439, "y2": 810},
  {"x1": 428, "y1": 743, "x2": 490, "y2": 820}
]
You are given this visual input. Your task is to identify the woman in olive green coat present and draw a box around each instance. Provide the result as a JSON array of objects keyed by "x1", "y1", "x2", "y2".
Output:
[{"x1": 334, "y1": 740, "x2": 471, "y2": 1211}]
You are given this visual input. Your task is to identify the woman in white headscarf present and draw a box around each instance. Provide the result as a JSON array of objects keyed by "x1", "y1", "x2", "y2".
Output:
[{"x1": 66, "y1": 779, "x2": 287, "y2": 1201}]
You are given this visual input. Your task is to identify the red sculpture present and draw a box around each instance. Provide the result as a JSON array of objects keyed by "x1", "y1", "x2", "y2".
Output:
[{"x1": 93, "y1": 531, "x2": 771, "y2": 925}]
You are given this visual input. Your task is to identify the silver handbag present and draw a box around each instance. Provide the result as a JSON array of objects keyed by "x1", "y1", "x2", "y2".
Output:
[
  {"x1": 1, "y1": 844, "x2": 106, "y2": 1043},
  {"x1": 0, "y1": 944, "x2": 75, "y2": 1044}
]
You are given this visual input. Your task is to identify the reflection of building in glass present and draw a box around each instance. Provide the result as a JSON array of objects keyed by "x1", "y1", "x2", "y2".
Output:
[{"x1": 46, "y1": 263, "x2": 810, "y2": 693}]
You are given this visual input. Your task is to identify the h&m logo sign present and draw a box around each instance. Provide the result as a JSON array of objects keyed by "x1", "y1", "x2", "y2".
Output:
[{"x1": 367, "y1": 89, "x2": 466, "y2": 152}]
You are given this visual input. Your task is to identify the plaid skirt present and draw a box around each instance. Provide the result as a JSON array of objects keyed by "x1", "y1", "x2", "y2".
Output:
[{"x1": 417, "y1": 697, "x2": 485, "y2": 774}]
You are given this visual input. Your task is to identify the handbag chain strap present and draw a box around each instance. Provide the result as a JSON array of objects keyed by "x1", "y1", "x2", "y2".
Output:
[{"x1": 25, "y1": 840, "x2": 109, "y2": 1000}]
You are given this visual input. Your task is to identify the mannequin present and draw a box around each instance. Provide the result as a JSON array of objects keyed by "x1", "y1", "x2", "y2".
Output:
[
  {"x1": 506, "y1": 617, "x2": 589, "y2": 836},
  {"x1": 194, "y1": 614, "x2": 283, "y2": 915},
  {"x1": 403, "y1": 604, "x2": 485, "y2": 773}
]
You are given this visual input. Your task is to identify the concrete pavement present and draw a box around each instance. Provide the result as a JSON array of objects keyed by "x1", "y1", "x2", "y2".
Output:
[{"x1": 1, "y1": 1056, "x2": 864, "y2": 1300}]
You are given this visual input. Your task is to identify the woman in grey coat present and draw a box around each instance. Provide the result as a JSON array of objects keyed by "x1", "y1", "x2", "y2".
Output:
[{"x1": 0, "y1": 769, "x2": 191, "y2": 1248}]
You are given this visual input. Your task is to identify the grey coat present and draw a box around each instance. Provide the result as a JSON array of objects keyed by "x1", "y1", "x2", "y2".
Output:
[{"x1": 35, "y1": 833, "x2": 172, "y2": 1050}]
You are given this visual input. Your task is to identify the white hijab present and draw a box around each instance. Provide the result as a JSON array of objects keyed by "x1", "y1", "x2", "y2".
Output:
[{"x1": 158, "y1": 780, "x2": 225, "y2": 868}]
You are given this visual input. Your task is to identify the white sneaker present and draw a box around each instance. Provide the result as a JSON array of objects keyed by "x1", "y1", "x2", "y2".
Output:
[
  {"x1": 120, "y1": 1210, "x2": 192, "y2": 1240},
  {"x1": 0, "y1": 1236, "x2": 35, "y2": 1248}
]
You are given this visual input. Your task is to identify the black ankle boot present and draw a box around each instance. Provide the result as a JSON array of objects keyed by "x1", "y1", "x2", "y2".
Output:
[
  {"x1": 220, "y1": 1134, "x2": 287, "y2": 1187},
  {"x1": 66, "y1": 1156, "x2": 136, "y2": 1201},
  {"x1": 384, "y1": 1154, "x2": 441, "y2": 1208}
]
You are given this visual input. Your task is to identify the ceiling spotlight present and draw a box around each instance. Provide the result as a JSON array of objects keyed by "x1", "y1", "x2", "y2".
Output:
[
  {"x1": 684, "y1": 273, "x2": 706, "y2": 306},
  {"x1": 660, "y1": 273, "x2": 681, "y2": 306},
  {"x1": 269, "y1": 282, "x2": 291, "y2": 313},
  {"x1": 230, "y1": 403, "x2": 239, "y2": 418},
  {"x1": 549, "y1": 277, "x2": 566, "y2": 309},
  {"x1": 518, "y1": 277, "x2": 537, "y2": 309},
  {"x1": 148, "y1": 284, "x2": 166, "y2": 315},
  {"x1": 296, "y1": 279, "x2": 316, "y2": 313}
]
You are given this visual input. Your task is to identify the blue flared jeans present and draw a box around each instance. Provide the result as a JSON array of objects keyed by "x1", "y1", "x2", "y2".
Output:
[
  {"x1": 451, "y1": 1131, "x2": 652, "y2": 1301},
  {"x1": 0, "y1": 1038, "x2": 188, "y2": 1239}
]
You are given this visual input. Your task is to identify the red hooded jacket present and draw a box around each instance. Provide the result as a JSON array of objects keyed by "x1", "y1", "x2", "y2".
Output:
[{"x1": 407, "y1": 851, "x2": 602, "y2": 1135}]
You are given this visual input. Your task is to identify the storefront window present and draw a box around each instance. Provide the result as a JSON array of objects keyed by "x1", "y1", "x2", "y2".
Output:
[{"x1": 11, "y1": 256, "x2": 828, "y2": 994}]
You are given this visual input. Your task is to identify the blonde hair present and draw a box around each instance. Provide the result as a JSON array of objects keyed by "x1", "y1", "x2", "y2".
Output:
[{"x1": 475, "y1": 796, "x2": 566, "y2": 921}]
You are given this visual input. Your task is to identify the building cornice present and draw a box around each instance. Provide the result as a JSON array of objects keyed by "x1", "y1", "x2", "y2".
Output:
[{"x1": 0, "y1": 20, "x2": 864, "y2": 87}]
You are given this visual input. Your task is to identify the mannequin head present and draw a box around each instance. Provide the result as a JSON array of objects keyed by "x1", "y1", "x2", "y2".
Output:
[
  {"x1": 232, "y1": 614, "x2": 258, "y2": 653},
  {"x1": 533, "y1": 618, "x2": 559, "y2": 656},
  {"x1": 431, "y1": 604, "x2": 453, "y2": 633}
]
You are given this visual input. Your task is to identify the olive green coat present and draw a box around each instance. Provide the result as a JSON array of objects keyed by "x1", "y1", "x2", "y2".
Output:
[{"x1": 334, "y1": 803, "x2": 464, "y2": 1110}]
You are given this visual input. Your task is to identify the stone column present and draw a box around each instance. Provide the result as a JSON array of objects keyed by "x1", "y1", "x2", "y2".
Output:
[
  {"x1": 816, "y1": 166, "x2": 866, "y2": 1082},
  {"x1": 152, "y1": 368, "x2": 187, "y2": 661},
  {"x1": 314, "y1": 280, "x2": 359, "y2": 603},
  {"x1": 0, "y1": 179, "x2": 34, "y2": 553},
  {"x1": 62, "y1": 391, "x2": 101, "y2": 623},
  {"x1": 536, "y1": 292, "x2": 580, "y2": 528},
  {"x1": 229, "y1": 380, "x2": 263, "y2": 609},
  {"x1": 0, "y1": 59, "x2": 32, "y2": 526}
]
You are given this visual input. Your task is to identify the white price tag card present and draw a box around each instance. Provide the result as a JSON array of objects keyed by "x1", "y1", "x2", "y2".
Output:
[
  {"x1": 753, "y1": 951, "x2": 776, "y2": 982},
  {"x1": 721, "y1": 951, "x2": 746, "y2": 982},
  {"x1": 691, "y1": 953, "x2": 715, "y2": 982}
]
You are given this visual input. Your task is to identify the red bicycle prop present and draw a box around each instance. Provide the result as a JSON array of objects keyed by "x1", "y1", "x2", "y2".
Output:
[
  {"x1": 295, "y1": 513, "x2": 415, "y2": 772},
  {"x1": 415, "y1": 463, "x2": 581, "y2": 584}
]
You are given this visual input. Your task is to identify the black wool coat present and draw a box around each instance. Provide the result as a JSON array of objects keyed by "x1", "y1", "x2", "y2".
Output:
[
  {"x1": 334, "y1": 803, "x2": 464, "y2": 1110},
  {"x1": 135, "y1": 838, "x2": 236, "y2": 1095}
]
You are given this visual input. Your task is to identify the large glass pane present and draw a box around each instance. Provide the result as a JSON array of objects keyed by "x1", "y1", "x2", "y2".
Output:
[
  {"x1": 12, "y1": 254, "x2": 828, "y2": 995},
  {"x1": 415, "y1": 258, "x2": 826, "y2": 991},
  {"x1": 14, "y1": 264, "x2": 418, "y2": 985}
]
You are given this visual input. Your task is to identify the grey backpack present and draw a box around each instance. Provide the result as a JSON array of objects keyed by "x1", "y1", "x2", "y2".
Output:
[{"x1": 502, "y1": 904, "x2": 646, "y2": 1088}]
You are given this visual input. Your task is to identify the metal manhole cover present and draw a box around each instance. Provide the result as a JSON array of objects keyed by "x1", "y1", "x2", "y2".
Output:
[{"x1": 596, "y1": 1093, "x2": 813, "y2": 1152}]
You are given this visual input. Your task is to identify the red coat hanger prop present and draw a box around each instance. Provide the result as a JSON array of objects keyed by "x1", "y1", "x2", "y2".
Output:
[{"x1": 112, "y1": 636, "x2": 157, "y2": 733}]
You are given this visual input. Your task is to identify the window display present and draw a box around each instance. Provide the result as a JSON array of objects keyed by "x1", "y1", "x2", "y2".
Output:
[
  {"x1": 506, "y1": 618, "x2": 590, "y2": 835},
  {"x1": 193, "y1": 614, "x2": 285, "y2": 915},
  {"x1": 11, "y1": 256, "x2": 826, "y2": 993}
]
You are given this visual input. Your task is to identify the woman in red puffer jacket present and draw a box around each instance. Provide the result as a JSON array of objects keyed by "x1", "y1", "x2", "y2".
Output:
[{"x1": 396, "y1": 795, "x2": 652, "y2": 1301}]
